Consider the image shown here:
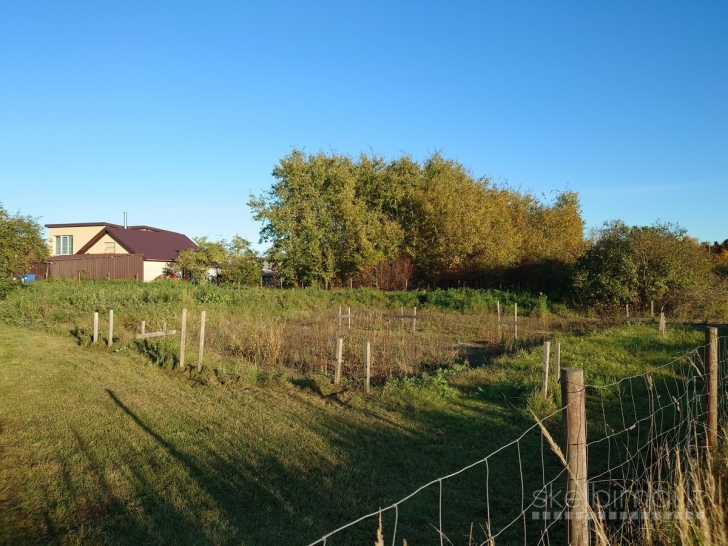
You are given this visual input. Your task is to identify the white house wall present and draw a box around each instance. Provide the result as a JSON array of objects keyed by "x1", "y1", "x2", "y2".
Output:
[{"x1": 143, "y1": 261, "x2": 170, "y2": 282}]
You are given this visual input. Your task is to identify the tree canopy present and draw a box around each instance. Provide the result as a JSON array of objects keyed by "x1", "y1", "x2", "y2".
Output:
[
  {"x1": 250, "y1": 149, "x2": 585, "y2": 290},
  {"x1": 175, "y1": 236, "x2": 260, "y2": 286},
  {"x1": 571, "y1": 221, "x2": 715, "y2": 309},
  {"x1": 0, "y1": 202, "x2": 49, "y2": 296}
]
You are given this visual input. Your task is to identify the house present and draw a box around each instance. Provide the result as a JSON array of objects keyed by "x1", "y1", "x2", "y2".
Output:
[{"x1": 44, "y1": 222, "x2": 197, "y2": 281}]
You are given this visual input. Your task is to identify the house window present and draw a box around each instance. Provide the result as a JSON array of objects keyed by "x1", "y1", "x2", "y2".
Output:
[
  {"x1": 104, "y1": 242, "x2": 116, "y2": 254},
  {"x1": 55, "y1": 235, "x2": 73, "y2": 255}
]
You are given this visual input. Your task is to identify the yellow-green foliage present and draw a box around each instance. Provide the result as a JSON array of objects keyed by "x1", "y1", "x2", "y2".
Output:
[{"x1": 250, "y1": 149, "x2": 585, "y2": 289}]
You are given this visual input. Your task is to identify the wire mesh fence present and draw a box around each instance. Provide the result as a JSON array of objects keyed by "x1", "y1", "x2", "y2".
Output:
[{"x1": 306, "y1": 332, "x2": 727, "y2": 546}]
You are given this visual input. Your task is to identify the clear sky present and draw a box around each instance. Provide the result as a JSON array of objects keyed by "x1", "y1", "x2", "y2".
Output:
[{"x1": 1, "y1": 1, "x2": 726, "y2": 250}]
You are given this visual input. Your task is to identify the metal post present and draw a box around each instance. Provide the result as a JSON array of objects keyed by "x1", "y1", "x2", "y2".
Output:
[
  {"x1": 197, "y1": 310, "x2": 206, "y2": 372},
  {"x1": 365, "y1": 341, "x2": 371, "y2": 393},
  {"x1": 542, "y1": 341, "x2": 551, "y2": 397},
  {"x1": 108, "y1": 310, "x2": 114, "y2": 347},
  {"x1": 554, "y1": 342, "x2": 561, "y2": 384},
  {"x1": 497, "y1": 301, "x2": 501, "y2": 341},
  {"x1": 335, "y1": 338, "x2": 343, "y2": 385},
  {"x1": 180, "y1": 308, "x2": 187, "y2": 370},
  {"x1": 561, "y1": 367, "x2": 589, "y2": 546}
]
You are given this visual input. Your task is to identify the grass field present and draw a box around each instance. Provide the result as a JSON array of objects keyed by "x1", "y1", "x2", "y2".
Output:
[{"x1": 0, "y1": 282, "x2": 716, "y2": 545}]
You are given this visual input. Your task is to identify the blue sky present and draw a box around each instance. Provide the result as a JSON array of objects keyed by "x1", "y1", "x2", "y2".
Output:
[{"x1": 1, "y1": 1, "x2": 726, "y2": 250}]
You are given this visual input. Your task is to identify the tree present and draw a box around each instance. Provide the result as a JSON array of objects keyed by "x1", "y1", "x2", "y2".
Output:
[
  {"x1": 250, "y1": 149, "x2": 586, "y2": 290},
  {"x1": 572, "y1": 221, "x2": 714, "y2": 309},
  {"x1": 0, "y1": 202, "x2": 49, "y2": 295},
  {"x1": 250, "y1": 150, "x2": 404, "y2": 287},
  {"x1": 174, "y1": 236, "x2": 261, "y2": 286},
  {"x1": 217, "y1": 236, "x2": 261, "y2": 286},
  {"x1": 174, "y1": 238, "x2": 227, "y2": 284}
]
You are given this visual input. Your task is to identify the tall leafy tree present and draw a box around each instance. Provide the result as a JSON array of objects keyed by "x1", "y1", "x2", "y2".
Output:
[
  {"x1": 572, "y1": 221, "x2": 714, "y2": 308},
  {"x1": 250, "y1": 149, "x2": 586, "y2": 290},
  {"x1": 0, "y1": 203, "x2": 49, "y2": 292}
]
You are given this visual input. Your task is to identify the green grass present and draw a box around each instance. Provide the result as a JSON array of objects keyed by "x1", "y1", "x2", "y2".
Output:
[
  {"x1": 0, "y1": 282, "x2": 718, "y2": 545},
  {"x1": 0, "y1": 319, "x2": 712, "y2": 545}
]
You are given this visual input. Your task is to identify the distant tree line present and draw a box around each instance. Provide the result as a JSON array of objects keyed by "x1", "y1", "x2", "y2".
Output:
[
  {"x1": 249, "y1": 149, "x2": 585, "y2": 292},
  {"x1": 2, "y1": 156, "x2": 725, "y2": 315}
]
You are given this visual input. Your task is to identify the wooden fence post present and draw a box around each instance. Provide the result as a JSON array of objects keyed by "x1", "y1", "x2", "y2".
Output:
[
  {"x1": 180, "y1": 308, "x2": 187, "y2": 370},
  {"x1": 561, "y1": 367, "x2": 589, "y2": 546},
  {"x1": 514, "y1": 303, "x2": 518, "y2": 340},
  {"x1": 706, "y1": 327, "x2": 718, "y2": 450},
  {"x1": 338, "y1": 306, "x2": 342, "y2": 329},
  {"x1": 659, "y1": 312, "x2": 666, "y2": 337},
  {"x1": 365, "y1": 341, "x2": 371, "y2": 393},
  {"x1": 108, "y1": 310, "x2": 114, "y2": 347},
  {"x1": 348, "y1": 307, "x2": 351, "y2": 330},
  {"x1": 412, "y1": 307, "x2": 417, "y2": 332},
  {"x1": 542, "y1": 341, "x2": 551, "y2": 397},
  {"x1": 141, "y1": 320, "x2": 146, "y2": 336},
  {"x1": 197, "y1": 310, "x2": 206, "y2": 372},
  {"x1": 651, "y1": 300, "x2": 654, "y2": 318},
  {"x1": 335, "y1": 338, "x2": 343, "y2": 384},
  {"x1": 93, "y1": 312, "x2": 99, "y2": 344},
  {"x1": 626, "y1": 303, "x2": 629, "y2": 318},
  {"x1": 400, "y1": 306, "x2": 404, "y2": 331}
]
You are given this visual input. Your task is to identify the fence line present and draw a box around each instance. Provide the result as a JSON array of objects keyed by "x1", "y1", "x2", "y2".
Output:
[{"x1": 306, "y1": 333, "x2": 727, "y2": 545}]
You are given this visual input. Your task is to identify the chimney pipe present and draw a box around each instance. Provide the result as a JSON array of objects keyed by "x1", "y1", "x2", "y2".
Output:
[{"x1": 124, "y1": 212, "x2": 127, "y2": 229}]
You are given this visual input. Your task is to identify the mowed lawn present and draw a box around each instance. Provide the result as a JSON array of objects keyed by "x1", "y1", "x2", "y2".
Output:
[
  {"x1": 0, "y1": 317, "x2": 709, "y2": 546},
  {"x1": 0, "y1": 322, "x2": 532, "y2": 546}
]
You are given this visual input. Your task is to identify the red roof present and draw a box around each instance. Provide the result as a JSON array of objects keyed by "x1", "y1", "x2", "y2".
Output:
[{"x1": 75, "y1": 226, "x2": 198, "y2": 261}]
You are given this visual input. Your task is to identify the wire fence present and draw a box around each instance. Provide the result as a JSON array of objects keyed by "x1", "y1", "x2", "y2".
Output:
[{"x1": 305, "y1": 332, "x2": 727, "y2": 546}]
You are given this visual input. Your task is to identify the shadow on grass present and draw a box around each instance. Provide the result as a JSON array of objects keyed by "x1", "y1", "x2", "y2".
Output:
[{"x1": 71, "y1": 387, "x2": 565, "y2": 546}]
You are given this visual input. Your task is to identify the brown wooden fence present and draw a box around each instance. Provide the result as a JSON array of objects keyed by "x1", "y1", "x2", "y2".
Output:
[{"x1": 30, "y1": 254, "x2": 144, "y2": 281}]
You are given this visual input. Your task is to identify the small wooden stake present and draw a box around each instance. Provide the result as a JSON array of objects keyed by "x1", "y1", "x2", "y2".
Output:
[
  {"x1": 365, "y1": 341, "x2": 371, "y2": 393},
  {"x1": 542, "y1": 341, "x2": 551, "y2": 397},
  {"x1": 706, "y1": 327, "x2": 718, "y2": 450},
  {"x1": 338, "y1": 305, "x2": 342, "y2": 328},
  {"x1": 626, "y1": 303, "x2": 629, "y2": 318},
  {"x1": 163, "y1": 321, "x2": 167, "y2": 334},
  {"x1": 141, "y1": 320, "x2": 146, "y2": 336},
  {"x1": 197, "y1": 310, "x2": 206, "y2": 372},
  {"x1": 93, "y1": 312, "x2": 98, "y2": 343},
  {"x1": 335, "y1": 338, "x2": 343, "y2": 385},
  {"x1": 659, "y1": 312, "x2": 666, "y2": 337},
  {"x1": 348, "y1": 307, "x2": 351, "y2": 330},
  {"x1": 412, "y1": 307, "x2": 417, "y2": 332},
  {"x1": 651, "y1": 300, "x2": 654, "y2": 317},
  {"x1": 108, "y1": 310, "x2": 114, "y2": 347},
  {"x1": 514, "y1": 303, "x2": 518, "y2": 340},
  {"x1": 180, "y1": 308, "x2": 187, "y2": 370}
]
